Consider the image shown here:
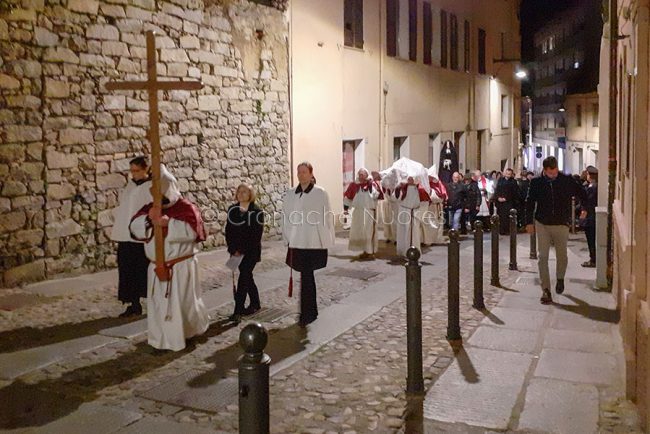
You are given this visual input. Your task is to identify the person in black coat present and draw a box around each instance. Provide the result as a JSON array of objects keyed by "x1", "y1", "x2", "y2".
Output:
[
  {"x1": 445, "y1": 172, "x2": 466, "y2": 230},
  {"x1": 581, "y1": 166, "x2": 598, "y2": 267},
  {"x1": 461, "y1": 173, "x2": 481, "y2": 234},
  {"x1": 494, "y1": 168, "x2": 521, "y2": 235},
  {"x1": 225, "y1": 183, "x2": 265, "y2": 321}
]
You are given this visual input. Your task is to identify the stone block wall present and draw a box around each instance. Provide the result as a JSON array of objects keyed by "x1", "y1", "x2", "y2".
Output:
[{"x1": 0, "y1": 0, "x2": 290, "y2": 287}]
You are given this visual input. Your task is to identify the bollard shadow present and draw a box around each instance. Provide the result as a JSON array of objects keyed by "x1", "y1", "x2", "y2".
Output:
[
  {"x1": 451, "y1": 342, "x2": 479, "y2": 384},
  {"x1": 0, "y1": 319, "x2": 237, "y2": 429},
  {"x1": 554, "y1": 294, "x2": 620, "y2": 324},
  {"x1": 404, "y1": 393, "x2": 425, "y2": 434},
  {"x1": 478, "y1": 309, "x2": 505, "y2": 326},
  {"x1": 187, "y1": 324, "x2": 308, "y2": 388}
]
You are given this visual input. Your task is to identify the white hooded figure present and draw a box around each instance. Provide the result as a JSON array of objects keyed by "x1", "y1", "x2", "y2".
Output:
[
  {"x1": 343, "y1": 168, "x2": 381, "y2": 256},
  {"x1": 379, "y1": 169, "x2": 400, "y2": 243},
  {"x1": 421, "y1": 164, "x2": 447, "y2": 245},
  {"x1": 395, "y1": 178, "x2": 430, "y2": 257},
  {"x1": 129, "y1": 165, "x2": 210, "y2": 351}
]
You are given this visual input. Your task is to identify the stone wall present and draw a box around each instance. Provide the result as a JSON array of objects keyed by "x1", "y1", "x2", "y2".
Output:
[{"x1": 0, "y1": 0, "x2": 290, "y2": 287}]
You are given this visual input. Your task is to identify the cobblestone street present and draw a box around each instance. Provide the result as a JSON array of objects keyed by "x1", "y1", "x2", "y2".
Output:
[{"x1": 0, "y1": 234, "x2": 642, "y2": 433}]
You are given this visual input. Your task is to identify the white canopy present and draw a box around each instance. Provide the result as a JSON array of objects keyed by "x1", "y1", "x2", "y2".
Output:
[{"x1": 381, "y1": 157, "x2": 431, "y2": 193}]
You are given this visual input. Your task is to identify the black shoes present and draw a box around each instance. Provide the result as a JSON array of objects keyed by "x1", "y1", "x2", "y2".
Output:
[
  {"x1": 228, "y1": 313, "x2": 242, "y2": 323},
  {"x1": 581, "y1": 261, "x2": 596, "y2": 268},
  {"x1": 540, "y1": 288, "x2": 552, "y2": 304},
  {"x1": 119, "y1": 303, "x2": 142, "y2": 318},
  {"x1": 555, "y1": 279, "x2": 565, "y2": 294}
]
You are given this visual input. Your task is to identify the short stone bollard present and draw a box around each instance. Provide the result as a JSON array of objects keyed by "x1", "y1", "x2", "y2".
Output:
[
  {"x1": 529, "y1": 231, "x2": 538, "y2": 260},
  {"x1": 405, "y1": 247, "x2": 423, "y2": 394},
  {"x1": 447, "y1": 230, "x2": 461, "y2": 341},
  {"x1": 509, "y1": 209, "x2": 518, "y2": 271},
  {"x1": 490, "y1": 215, "x2": 500, "y2": 287},
  {"x1": 473, "y1": 221, "x2": 485, "y2": 310},
  {"x1": 239, "y1": 322, "x2": 271, "y2": 434}
]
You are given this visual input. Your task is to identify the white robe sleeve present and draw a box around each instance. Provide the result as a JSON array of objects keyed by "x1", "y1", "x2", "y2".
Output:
[
  {"x1": 166, "y1": 219, "x2": 197, "y2": 244},
  {"x1": 319, "y1": 190, "x2": 336, "y2": 248},
  {"x1": 130, "y1": 215, "x2": 150, "y2": 240}
]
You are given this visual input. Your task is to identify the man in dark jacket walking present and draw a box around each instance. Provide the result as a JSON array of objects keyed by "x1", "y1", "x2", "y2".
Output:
[
  {"x1": 581, "y1": 166, "x2": 598, "y2": 267},
  {"x1": 525, "y1": 156, "x2": 587, "y2": 304},
  {"x1": 494, "y1": 168, "x2": 520, "y2": 235}
]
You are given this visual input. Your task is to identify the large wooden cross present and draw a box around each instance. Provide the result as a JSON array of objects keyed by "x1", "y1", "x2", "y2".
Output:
[{"x1": 106, "y1": 31, "x2": 203, "y2": 281}]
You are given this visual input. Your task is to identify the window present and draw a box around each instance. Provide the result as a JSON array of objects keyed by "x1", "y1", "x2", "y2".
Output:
[
  {"x1": 386, "y1": 0, "x2": 398, "y2": 56},
  {"x1": 501, "y1": 95, "x2": 510, "y2": 128},
  {"x1": 409, "y1": 0, "x2": 417, "y2": 61},
  {"x1": 344, "y1": 0, "x2": 364, "y2": 49},
  {"x1": 592, "y1": 103, "x2": 599, "y2": 127},
  {"x1": 423, "y1": 2, "x2": 432, "y2": 65},
  {"x1": 478, "y1": 28, "x2": 486, "y2": 74},
  {"x1": 463, "y1": 20, "x2": 470, "y2": 72},
  {"x1": 542, "y1": 40, "x2": 548, "y2": 54},
  {"x1": 576, "y1": 104, "x2": 582, "y2": 127},
  {"x1": 549, "y1": 35, "x2": 555, "y2": 51},
  {"x1": 440, "y1": 10, "x2": 448, "y2": 68},
  {"x1": 450, "y1": 14, "x2": 458, "y2": 70},
  {"x1": 394, "y1": 137, "x2": 408, "y2": 161}
]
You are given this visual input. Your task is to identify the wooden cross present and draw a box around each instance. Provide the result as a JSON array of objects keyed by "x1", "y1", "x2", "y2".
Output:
[{"x1": 106, "y1": 31, "x2": 203, "y2": 281}]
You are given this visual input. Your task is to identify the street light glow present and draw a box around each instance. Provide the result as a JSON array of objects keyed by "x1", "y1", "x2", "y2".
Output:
[{"x1": 515, "y1": 70, "x2": 528, "y2": 79}]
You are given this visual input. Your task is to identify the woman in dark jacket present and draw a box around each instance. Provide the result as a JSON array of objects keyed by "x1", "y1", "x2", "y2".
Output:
[{"x1": 225, "y1": 183, "x2": 264, "y2": 321}]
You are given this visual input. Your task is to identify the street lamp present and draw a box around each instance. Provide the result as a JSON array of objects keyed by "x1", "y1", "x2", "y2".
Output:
[
  {"x1": 515, "y1": 69, "x2": 528, "y2": 79},
  {"x1": 558, "y1": 104, "x2": 566, "y2": 112}
]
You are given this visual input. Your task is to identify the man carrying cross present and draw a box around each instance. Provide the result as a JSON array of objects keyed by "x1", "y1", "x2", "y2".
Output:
[{"x1": 106, "y1": 31, "x2": 207, "y2": 351}]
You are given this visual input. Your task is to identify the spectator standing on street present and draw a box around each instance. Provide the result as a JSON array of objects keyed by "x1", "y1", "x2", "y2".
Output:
[
  {"x1": 525, "y1": 156, "x2": 587, "y2": 304},
  {"x1": 494, "y1": 168, "x2": 520, "y2": 235},
  {"x1": 581, "y1": 166, "x2": 598, "y2": 267},
  {"x1": 461, "y1": 173, "x2": 481, "y2": 234},
  {"x1": 445, "y1": 172, "x2": 466, "y2": 231}
]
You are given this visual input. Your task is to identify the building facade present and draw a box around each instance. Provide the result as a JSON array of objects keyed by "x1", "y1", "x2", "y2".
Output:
[
  {"x1": 530, "y1": 1, "x2": 602, "y2": 173},
  {"x1": 564, "y1": 92, "x2": 599, "y2": 173},
  {"x1": 289, "y1": 0, "x2": 522, "y2": 211},
  {"x1": 599, "y1": 0, "x2": 650, "y2": 429}
]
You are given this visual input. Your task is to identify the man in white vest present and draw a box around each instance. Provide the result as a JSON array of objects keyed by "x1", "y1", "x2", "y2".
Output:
[{"x1": 283, "y1": 162, "x2": 335, "y2": 327}]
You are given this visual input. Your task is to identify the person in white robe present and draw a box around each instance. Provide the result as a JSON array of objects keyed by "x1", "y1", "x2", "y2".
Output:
[
  {"x1": 379, "y1": 169, "x2": 399, "y2": 243},
  {"x1": 421, "y1": 165, "x2": 448, "y2": 245},
  {"x1": 474, "y1": 170, "x2": 494, "y2": 228},
  {"x1": 130, "y1": 166, "x2": 210, "y2": 351},
  {"x1": 395, "y1": 177, "x2": 431, "y2": 257},
  {"x1": 111, "y1": 156, "x2": 152, "y2": 317},
  {"x1": 343, "y1": 168, "x2": 381, "y2": 258}
]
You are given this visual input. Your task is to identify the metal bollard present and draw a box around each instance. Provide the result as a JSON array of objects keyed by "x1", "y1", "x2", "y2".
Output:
[
  {"x1": 239, "y1": 323, "x2": 271, "y2": 434},
  {"x1": 509, "y1": 209, "x2": 518, "y2": 271},
  {"x1": 447, "y1": 230, "x2": 461, "y2": 341},
  {"x1": 405, "y1": 247, "x2": 423, "y2": 394},
  {"x1": 571, "y1": 196, "x2": 576, "y2": 234},
  {"x1": 473, "y1": 221, "x2": 485, "y2": 310},
  {"x1": 529, "y1": 231, "x2": 538, "y2": 260},
  {"x1": 490, "y1": 215, "x2": 500, "y2": 287}
]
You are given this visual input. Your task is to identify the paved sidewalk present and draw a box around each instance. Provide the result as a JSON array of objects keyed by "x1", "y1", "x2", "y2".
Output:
[{"x1": 423, "y1": 235, "x2": 642, "y2": 433}]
